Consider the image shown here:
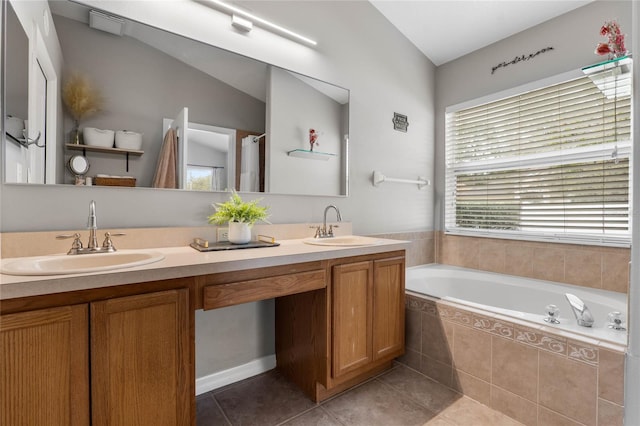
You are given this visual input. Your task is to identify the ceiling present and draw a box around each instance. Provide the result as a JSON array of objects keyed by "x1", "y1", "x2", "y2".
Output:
[{"x1": 370, "y1": 0, "x2": 594, "y2": 66}]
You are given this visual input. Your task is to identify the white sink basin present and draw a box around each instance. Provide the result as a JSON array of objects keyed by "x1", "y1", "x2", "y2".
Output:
[
  {"x1": 1, "y1": 250, "x2": 165, "y2": 276},
  {"x1": 303, "y1": 235, "x2": 382, "y2": 247}
]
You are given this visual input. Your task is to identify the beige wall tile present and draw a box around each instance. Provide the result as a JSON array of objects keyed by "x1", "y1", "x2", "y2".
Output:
[
  {"x1": 420, "y1": 355, "x2": 453, "y2": 388},
  {"x1": 490, "y1": 385, "x2": 537, "y2": 426},
  {"x1": 514, "y1": 326, "x2": 567, "y2": 356},
  {"x1": 602, "y1": 251, "x2": 630, "y2": 294},
  {"x1": 504, "y1": 243, "x2": 534, "y2": 278},
  {"x1": 491, "y1": 336, "x2": 538, "y2": 402},
  {"x1": 532, "y1": 246, "x2": 565, "y2": 282},
  {"x1": 457, "y1": 237, "x2": 479, "y2": 269},
  {"x1": 598, "y1": 398, "x2": 623, "y2": 426},
  {"x1": 406, "y1": 309, "x2": 422, "y2": 351},
  {"x1": 564, "y1": 249, "x2": 602, "y2": 289},
  {"x1": 437, "y1": 304, "x2": 473, "y2": 327},
  {"x1": 407, "y1": 295, "x2": 438, "y2": 316},
  {"x1": 435, "y1": 234, "x2": 630, "y2": 293},
  {"x1": 398, "y1": 348, "x2": 421, "y2": 371},
  {"x1": 422, "y1": 315, "x2": 454, "y2": 365},
  {"x1": 477, "y1": 239, "x2": 505, "y2": 273},
  {"x1": 539, "y1": 351, "x2": 597, "y2": 426},
  {"x1": 538, "y1": 406, "x2": 584, "y2": 426},
  {"x1": 452, "y1": 324, "x2": 491, "y2": 381},
  {"x1": 598, "y1": 349, "x2": 625, "y2": 405},
  {"x1": 473, "y1": 316, "x2": 514, "y2": 340},
  {"x1": 451, "y1": 369, "x2": 491, "y2": 407},
  {"x1": 568, "y1": 340, "x2": 599, "y2": 366}
]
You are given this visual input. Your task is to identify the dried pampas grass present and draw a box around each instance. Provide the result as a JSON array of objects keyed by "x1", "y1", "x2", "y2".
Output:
[{"x1": 62, "y1": 73, "x2": 103, "y2": 122}]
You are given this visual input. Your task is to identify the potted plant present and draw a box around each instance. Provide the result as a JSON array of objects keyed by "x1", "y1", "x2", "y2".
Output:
[{"x1": 208, "y1": 191, "x2": 270, "y2": 244}]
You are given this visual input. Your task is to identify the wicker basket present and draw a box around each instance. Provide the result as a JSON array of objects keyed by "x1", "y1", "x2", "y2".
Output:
[{"x1": 94, "y1": 176, "x2": 136, "y2": 187}]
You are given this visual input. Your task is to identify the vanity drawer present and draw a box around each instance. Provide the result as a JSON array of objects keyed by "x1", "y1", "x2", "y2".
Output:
[{"x1": 202, "y1": 269, "x2": 326, "y2": 310}]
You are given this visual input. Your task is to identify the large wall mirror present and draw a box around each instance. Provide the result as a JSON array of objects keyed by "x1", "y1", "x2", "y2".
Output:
[{"x1": 3, "y1": 0, "x2": 349, "y2": 196}]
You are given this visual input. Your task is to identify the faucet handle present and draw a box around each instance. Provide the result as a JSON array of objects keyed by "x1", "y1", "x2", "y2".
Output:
[
  {"x1": 56, "y1": 233, "x2": 83, "y2": 254},
  {"x1": 607, "y1": 311, "x2": 626, "y2": 331},
  {"x1": 328, "y1": 224, "x2": 339, "y2": 237},
  {"x1": 102, "y1": 232, "x2": 125, "y2": 252},
  {"x1": 544, "y1": 304, "x2": 560, "y2": 324}
]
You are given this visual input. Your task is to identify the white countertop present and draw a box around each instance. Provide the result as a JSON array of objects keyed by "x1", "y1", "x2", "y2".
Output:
[{"x1": 0, "y1": 238, "x2": 409, "y2": 300}]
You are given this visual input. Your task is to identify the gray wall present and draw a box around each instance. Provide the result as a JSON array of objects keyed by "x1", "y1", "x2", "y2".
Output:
[
  {"x1": 434, "y1": 0, "x2": 633, "y2": 230},
  {"x1": 1, "y1": 1, "x2": 435, "y2": 381},
  {"x1": 54, "y1": 15, "x2": 265, "y2": 187}
]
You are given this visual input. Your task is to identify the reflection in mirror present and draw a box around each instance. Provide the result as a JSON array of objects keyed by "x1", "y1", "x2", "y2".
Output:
[{"x1": 3, "y1": 0, "x2": 349, "y2": 196}]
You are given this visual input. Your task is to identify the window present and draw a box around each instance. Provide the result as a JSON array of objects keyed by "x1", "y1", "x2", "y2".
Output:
[
  {"x1": 445, "y1": 58, "x2": 632, "y2": 246},
  {"x1": 186, "y1": 165, "x2": 225, "y2": 191}
]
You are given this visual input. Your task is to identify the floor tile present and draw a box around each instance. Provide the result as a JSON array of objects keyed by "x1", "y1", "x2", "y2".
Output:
[
  {"x1": 423, "y1": 416, "x2": 457, "y2": 426},
  {"x1": 377, "y1": 365, "x2": 461, "y2": 413},
  {"x1": 214, "y1": 370, "x2": 316, "y2": 426},
  {"x1": 437, "y1": 396, "x2": 524, "y2": 426},
  {"x1": 197, "y1": 393, "x2": 230, "y2": 425},
  {"x1": 279, "y1": 406, "x2": 344, "y2": 426},
  {"x1": 322, "y1": 379, "x2": 438, "y2": 426}
]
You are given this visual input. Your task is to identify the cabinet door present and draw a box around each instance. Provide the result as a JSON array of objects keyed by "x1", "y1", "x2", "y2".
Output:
[
  {"x1": 373, "y1": 257, "x2": 405, "y2": 360},
  {"x1": 91, "y1": 289, "x2": 191, "y2": 426},
  {"x1": 1, "y1": 305, "x2": 89, "y2": 426},
  {"x1": 332, "y1": 261, "x2": 373, "y2": 378}
]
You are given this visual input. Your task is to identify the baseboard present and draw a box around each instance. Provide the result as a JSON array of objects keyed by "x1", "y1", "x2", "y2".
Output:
[{"x1": 195, "y1": 354, "x2": 277, "y2": 396}]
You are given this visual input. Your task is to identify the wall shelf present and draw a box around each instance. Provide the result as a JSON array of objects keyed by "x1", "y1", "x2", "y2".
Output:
[
  {"x1": 66, "y1": 143, "x2": 143, "y2": 172},
  {"x1": 287, "y1": 149, "x2": 336, "y2": 161}
]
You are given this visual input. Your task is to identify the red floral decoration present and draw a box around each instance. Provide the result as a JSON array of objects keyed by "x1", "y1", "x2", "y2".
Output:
[{"x1": 595, "y1": 20, "x2": 627, "y2": 59}]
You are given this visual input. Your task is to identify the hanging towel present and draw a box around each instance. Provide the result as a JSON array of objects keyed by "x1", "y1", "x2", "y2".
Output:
[
  {"x1": 152, "y1": 127, "x2": 178, "y2": 188},
  {"x1": 239, "y1": 135, "x2": 259, "y2": 192}
]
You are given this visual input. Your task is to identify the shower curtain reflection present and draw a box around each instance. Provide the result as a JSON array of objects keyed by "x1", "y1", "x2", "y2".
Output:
[{"x1": 240, "y1": 135, "x2": 259, "y2": 192}]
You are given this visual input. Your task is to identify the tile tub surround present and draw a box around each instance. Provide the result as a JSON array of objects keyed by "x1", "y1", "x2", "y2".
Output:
[
  {"x1": 435, "y1": 233, "x2": 631, "y2": 294},
  {"x1": 400, "y1": 293, "x2": 625, "y2": 426}
]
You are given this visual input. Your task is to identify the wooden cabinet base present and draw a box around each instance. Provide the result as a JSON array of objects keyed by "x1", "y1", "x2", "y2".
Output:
[{"x1": 313, "y1": 361, "x2": 394, "y2": 402}]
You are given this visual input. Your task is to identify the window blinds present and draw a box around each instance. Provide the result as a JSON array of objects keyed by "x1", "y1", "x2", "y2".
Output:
[{"x1": 445, "y1": 62, "x2": 632, "y2": 245}]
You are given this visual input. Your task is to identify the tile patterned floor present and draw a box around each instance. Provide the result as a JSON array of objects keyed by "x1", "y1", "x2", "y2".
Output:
[{"x1": 197, "y1": 364, "x2": 524, "y2": 426}]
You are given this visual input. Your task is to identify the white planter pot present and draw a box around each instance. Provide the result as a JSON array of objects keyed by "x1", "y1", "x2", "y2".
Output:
[{"x1": 228, "y1": 222, "x2": 251, "y2": 244}]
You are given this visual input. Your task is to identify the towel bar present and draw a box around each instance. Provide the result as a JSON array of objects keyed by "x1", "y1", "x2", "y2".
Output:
[{"x1": 372, "y1": 170, "x2": 429, "y2": 189}]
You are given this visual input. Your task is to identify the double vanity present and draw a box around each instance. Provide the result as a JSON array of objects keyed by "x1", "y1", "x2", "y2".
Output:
[{"x1": 0, "y1": 234, "x2": 408, "y2": 425}]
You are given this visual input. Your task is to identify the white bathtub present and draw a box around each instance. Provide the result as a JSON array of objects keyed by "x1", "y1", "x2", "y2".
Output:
[{"x1": 406, "y1": 264, "x2": 628, "y2": 346}]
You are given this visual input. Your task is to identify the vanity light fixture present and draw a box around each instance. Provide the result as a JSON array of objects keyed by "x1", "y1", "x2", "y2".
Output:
[{"x1": 204, "y1": 0, "x2": 317, "y2": 46}]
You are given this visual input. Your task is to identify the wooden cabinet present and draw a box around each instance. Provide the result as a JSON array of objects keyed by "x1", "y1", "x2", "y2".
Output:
[
  {"x1": 330, "y1": 256, "x2": 405, "y2": 383},
  {"x1": 276, "y1": 251, "x2": 405, "y2": 402},
  {"x1": 331, "y1": 261, "x2": 373, "y2": 378},
  {"x1": 372, "y1": 257, "x2": 405, "y2": 360},
  {"x1": 91, "y1": 289, "x2": 191, "y2": 426},
  {"x1": 1, "y1": 305, "x2": 90, "y2": 426},
  {"x1": 1, "y1": 288, "x2": 192, "y2": 426}
]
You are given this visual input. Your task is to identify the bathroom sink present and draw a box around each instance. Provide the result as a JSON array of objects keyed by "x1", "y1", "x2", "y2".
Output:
[
  {"x1": 303, "y1": 235, "x2": 382, "y2": 247},
  {"x1": 1, "y1": 250, "x2": 165, "y2": 276}
]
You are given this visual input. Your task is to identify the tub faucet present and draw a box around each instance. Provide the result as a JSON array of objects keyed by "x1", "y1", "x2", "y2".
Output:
[
  {"x1": 315, "y1": 205, "x2": 342, "y2": 238},
  {"x1": 565, "y1": 293, "x2": 594, "y2": 327}
]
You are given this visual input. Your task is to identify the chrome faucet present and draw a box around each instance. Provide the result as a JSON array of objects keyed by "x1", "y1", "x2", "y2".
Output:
[
  {"x1": 314, "y1": 205, "x2": 342, "y2": 238},
  {"x1": 56, "y1": 200, "x2": 125, "y2": 254},
  {"x1": 565, "y1": 293, "x2": 595, "y2": 327},
  {"x1": 87, "y1": 200, "x2": 99, "y2": 250}
]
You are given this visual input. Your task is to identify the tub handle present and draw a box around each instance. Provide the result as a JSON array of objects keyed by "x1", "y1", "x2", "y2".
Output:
[{"x1": 544, "y1": 304, "x2": 560, "y2": 324}]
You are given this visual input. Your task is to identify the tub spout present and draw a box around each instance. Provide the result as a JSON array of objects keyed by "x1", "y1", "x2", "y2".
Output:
[{"x1": 565, "y1": 293, "x2": 595, "y2": 327}]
